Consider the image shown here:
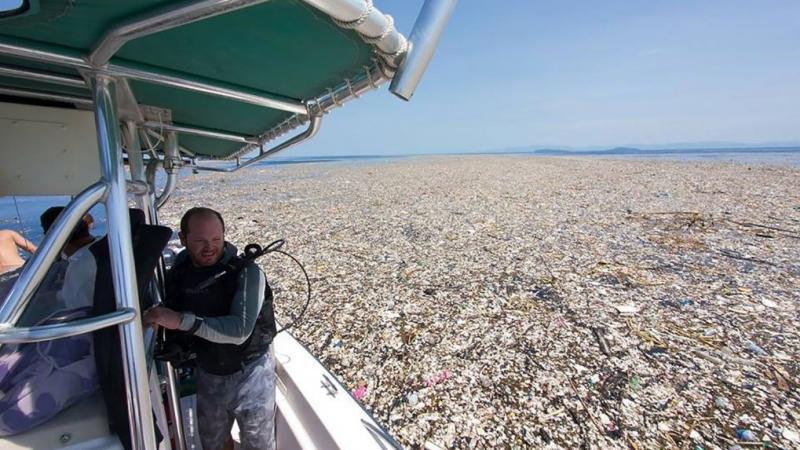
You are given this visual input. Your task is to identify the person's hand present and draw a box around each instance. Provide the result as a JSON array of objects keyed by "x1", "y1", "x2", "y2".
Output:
[{"x1": 143, "y1": 306, "x2": 182, "y2": 330}]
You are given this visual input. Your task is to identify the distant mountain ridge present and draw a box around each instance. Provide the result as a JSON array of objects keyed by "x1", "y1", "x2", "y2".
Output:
[{"x1": 280, "y1": 144, "x2": 800, "y2": 160}]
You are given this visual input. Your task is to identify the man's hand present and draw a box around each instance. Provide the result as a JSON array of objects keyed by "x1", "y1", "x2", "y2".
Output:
[{"x1": 143, "y1": 306, "x2": 182, "y2": 330}]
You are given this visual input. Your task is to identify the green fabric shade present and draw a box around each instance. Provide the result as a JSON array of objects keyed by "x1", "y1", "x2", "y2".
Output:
[{"x1": 0, "y1": 0, "x2": 379, "y2": 158}]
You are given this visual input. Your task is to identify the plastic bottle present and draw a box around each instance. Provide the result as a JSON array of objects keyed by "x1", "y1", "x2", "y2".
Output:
[
  {"x1": 736, "y1": 429, "x2": 756, "y2": 441},
  {"x1": 744, "y1": 340, "x2": 767, "y2": 356}
]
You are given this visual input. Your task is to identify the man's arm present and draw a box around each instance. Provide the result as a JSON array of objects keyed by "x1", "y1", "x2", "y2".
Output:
[
  {"x1": 182, "y1": 263, "x2": 265, "y2": 345},
  {"x1": 11, "y1": 230, "x2": 37, "y2": 254},
  {"x1": 146, "y1": 263, "x2": 267, "y2": 345}
]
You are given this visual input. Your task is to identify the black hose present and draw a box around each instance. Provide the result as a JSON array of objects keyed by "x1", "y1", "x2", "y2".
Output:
[
  {"x1": 238, "y1": 239, "x2": 311, "y2": 333},
  {"x1": 192, "y1": 238, "x2": 311, "y2": 333},
  {"x1": 271, "y1": 249, "x2": 312, "y2": 334}
]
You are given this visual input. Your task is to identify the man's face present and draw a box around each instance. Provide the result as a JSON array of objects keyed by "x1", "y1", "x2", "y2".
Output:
[{"x1": 180, "y1": 214, "x2": 225, "y2": 267}]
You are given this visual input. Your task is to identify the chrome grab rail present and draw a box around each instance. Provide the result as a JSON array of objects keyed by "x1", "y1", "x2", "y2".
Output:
[
  {"x1": 0, "y1": 182, "x2": 107, "y2": 326},
  {"x1": 192, "y1": 114, "x2": 321, "y2": 172},
  {"x1": 89, "y1": 0, "x2": 269, "y2": 67},
  {"x1": 0, "y1": 309, "x2": 136, "y2": 344},
  {"x1": 0, "y1": 42, "x2": 307, "y2": 115},
  {"x1": 0, "y1": 86, "x2": 93, "y2": 107},
  {"x1": 0, "y1": 65, "x2": 87, "y2": 89}
]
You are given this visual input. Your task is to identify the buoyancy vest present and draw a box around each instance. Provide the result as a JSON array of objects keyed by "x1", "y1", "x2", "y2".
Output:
[{"x1": 167, "y1": 250, "x2": 276, "y2": 376}]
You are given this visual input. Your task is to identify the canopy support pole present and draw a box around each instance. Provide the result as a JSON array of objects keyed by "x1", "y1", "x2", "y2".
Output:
[
  {"x1": 389, "y1": 0, "x2": 458, "y2": 101},
  {"x1": 155, "y1": 131, "x2": 180, "y2": 209},
  {"x1": 90, "y1": 73, "x2": 157, "y2": 450}
]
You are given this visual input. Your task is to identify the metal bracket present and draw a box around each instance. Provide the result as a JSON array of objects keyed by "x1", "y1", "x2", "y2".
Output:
[
  {"x1": 127, "y1": 180, "x2": 150, "y2": 195},
  {"x1": 321, "y1": 374, "x2": 339, "y2": 397}
]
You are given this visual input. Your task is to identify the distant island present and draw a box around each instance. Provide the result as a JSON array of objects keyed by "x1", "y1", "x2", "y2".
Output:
[
  {"x1": 257, "y1": 145, "x2": 800, "y2": 165},
  {"x1": 524, "y1": 146, "x2": 800, "y2": 156}
]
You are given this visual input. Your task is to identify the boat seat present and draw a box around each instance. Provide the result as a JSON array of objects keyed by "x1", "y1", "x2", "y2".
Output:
[{"x1": 0, "y1": 391, "x2": 123, "y2": 450}]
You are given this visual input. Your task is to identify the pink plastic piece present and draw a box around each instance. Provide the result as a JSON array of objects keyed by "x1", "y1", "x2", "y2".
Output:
[
  {"x1": 353, "y1": 385, "x2": 368, "y2": 400},
  {"x1": 426, "y1": 369, "x2": 453, "y2": 387}
]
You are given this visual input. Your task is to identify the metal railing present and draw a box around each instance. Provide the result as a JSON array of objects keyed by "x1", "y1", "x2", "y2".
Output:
[
  {"x1": 0, "y1": 309, "x2": 136, "y2": 344},
  {"x1": 141, "y1": 121, "x2": 260, "y2": 145},
  {"x1": 0, "y1": 40, "x2": 307, "y2": 115},
  {"x1": 0, "y1": 182, "x2": 107, "y2": 325},
  {"x1": 0, "y1": 86, "x2": 93, "y2": 107},
  {"x1": 0, "y1": 65, "x2": 87, "y2": 88},
  {"x1": 192, "y1": 115, "x2": 322, "y2": 172},
  {"x1": 93, "y1": 74, "x2": 157, "y2": 450},
  {"x1": 0, "y1": 74, "x2": 164, "y2": 450},
  {"x1": 89, "y1": 0, "x2": 270, "y2": 67}
]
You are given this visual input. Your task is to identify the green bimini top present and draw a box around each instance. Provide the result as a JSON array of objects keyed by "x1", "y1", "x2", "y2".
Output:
[{"x1": 0, "y1": 0, "x2": 409, "y2": 159}]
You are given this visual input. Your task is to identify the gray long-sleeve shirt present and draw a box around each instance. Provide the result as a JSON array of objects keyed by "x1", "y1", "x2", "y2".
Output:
[{"x1": 174, "y1": 245, "x2": 266, "y2": 345}]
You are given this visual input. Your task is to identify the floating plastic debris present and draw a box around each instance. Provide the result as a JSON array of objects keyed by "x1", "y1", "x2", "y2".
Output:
[
  {"x1": 744, "y1": 340, "x2": 767, "y2": 356},
  {"x1": 426, "y1": 370, "x2": 452, "y2": 388},
  {"x1": 735, "y1": 429, "x2": 756, "y2": 441},
  {"x1": 715, "y1": 396, "x2": 732, "y2": 410},
  {"x1": 352, "y1": 385, "x2": 367, "y2": 401},
  {"x1": 160, "y1": 156, "x2": 800, "y2": 449},
  {"x1": 614, "y1": 304, "x2": 639, "y2": 315},
  {"x1": 760, "y1": 298, "x2": 778, "y2": 308},
  {"x1": 783, "y1": 429, "x2": 800, "y2": 443}
]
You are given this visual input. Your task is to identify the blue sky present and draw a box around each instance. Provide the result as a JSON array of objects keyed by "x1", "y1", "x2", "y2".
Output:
[
  {"x1": 0, "y1": 0, "x2": 22, "y2": 10},
  {"x1": 294, "y1": 0, "x2": 800, "y2": 156}
]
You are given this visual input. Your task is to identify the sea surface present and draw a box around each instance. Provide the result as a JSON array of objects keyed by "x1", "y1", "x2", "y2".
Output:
[
  {"x1": 256, "y1": 147, "x2": 800, "y2": 167},
  {"x1": 0, "y1": 195, "x2": 107, "y2": 247},
  {"x1": 2, "y1": 147, "x2": 798, "y2": 247}
]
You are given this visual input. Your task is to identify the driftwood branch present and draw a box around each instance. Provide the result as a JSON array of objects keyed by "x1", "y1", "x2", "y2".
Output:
[
  {"x1": 718, "y1": 249, "x2": 777, "y2": 267},
  {"x1": 728, "y1": 220, "x2": 800, "y2": 239}
]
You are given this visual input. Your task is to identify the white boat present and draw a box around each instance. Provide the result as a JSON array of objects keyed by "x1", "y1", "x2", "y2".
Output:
[{"x1": 0, "y1": 1, "x2": 455, "y2": 448}]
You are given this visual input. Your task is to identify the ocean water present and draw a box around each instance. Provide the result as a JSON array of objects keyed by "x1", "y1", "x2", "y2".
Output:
[
  {"x1": 258, "y1": 148, "x2": 800, "y2": 167},
  {"x1": 2, "y1": 148, "x2": 798, "y2": 248},
  {"x1": 582, "y1": 151, "x2": 800, "y2": 166},
  {"x1": 0, "y1": 196, "x2": 107, "y2": 247}
]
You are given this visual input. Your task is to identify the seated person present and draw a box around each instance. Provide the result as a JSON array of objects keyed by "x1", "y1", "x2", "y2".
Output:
[
  {"x1": 39, "y1": 207, "x2": 98, "y2": 311},
  {"x1": 4, "y1": 209, "x2": 97, "y2": 321},
  {"x1": 0, "y1": 210, "x2": 98, "y2": 436},
  {"x1": 0, "y1": 229, "x2": 36, "y2": 275},
  {"x1": 39, "y1": 208, "x2": 96, "y2": 259},
  {"x1": 0, "y1": 208, "x2": 167, "y2": 440}
]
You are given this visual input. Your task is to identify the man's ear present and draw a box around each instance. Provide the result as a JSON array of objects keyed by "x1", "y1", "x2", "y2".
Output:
[{"x1": 178, "y1": 231, "x2": 187, "y2": 247}]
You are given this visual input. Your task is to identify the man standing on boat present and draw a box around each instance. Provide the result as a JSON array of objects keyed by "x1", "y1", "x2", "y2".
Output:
[{"x1": 144, "y1": 207, "x2": 277, "y2": 450}]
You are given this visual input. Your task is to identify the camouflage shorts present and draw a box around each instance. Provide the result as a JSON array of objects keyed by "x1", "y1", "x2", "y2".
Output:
[{"x1": 196, "y1": 348, "x2": 276, "y2": 450}]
